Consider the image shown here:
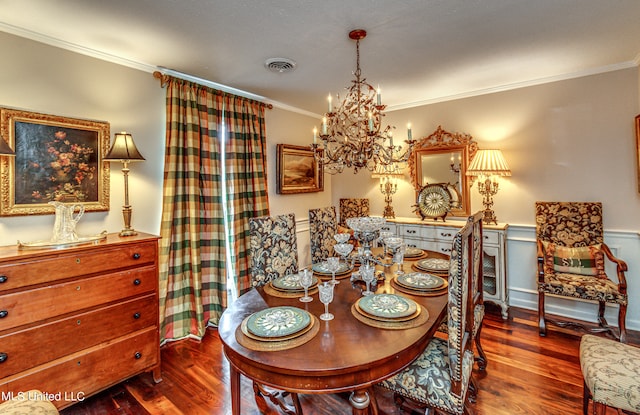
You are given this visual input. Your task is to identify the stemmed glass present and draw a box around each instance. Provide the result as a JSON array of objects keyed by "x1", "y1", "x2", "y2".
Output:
[
  {"x1": 334, "y1": 243, "x2": 354, "y2": 267},
  {"x1": 325, "y1": 256, "x2": 341, "y2": 285},
  {"x1": 378, "y1": 231, "x2": 393, "y2": 255},
  {"x1": 360, "y1": 263, "x2": 376, "y2": 296},
  {"x1": 384, "y1": 237, "x2": 403, "y2": 273},
  {"x1": 393, "y1": 243, "x2": 406, "y2": 275},
  {"x1": 334, "y1": 233, "x2": 351, "y2": 244},
  {"x1": 318, "y1": 281, "x2": 334, "y2": 321},
  {"x1": 298, "y1": 269, "x2": 313, "y2": 303}
]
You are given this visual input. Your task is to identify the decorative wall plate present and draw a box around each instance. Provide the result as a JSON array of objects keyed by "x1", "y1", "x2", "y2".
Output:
[{"x1": 416, "y1": 183, "x2": 452, "y2": 221}]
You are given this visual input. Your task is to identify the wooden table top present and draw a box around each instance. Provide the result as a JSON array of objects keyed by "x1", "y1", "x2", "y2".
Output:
[{"x1": 218, "y1": 250, "x2": 449, "y2": 394}]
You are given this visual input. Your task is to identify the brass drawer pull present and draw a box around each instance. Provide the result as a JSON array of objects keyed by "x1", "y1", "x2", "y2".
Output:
[
  {"x1": 0, "y1": 352, "x2": 7, "y2": 363},
  {"x1": 0, "y1": 276, "x2": 7, "y2": 283}
]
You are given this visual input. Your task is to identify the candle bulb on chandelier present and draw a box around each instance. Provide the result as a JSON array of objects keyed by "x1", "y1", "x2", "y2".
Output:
[
  {"x1": 313, "y1": 126, "x2": 318, "y2": 144},
  {"x1": 377, "y1": 86, "x2": 381, "y2": 106},
  {"x1": 322, "y1": 117, "x2": 327, "y2": 135},
  {"x1": 407, "y1": 123, "x2": 412, "y2": 140},
  {"x1": 368, "y1": 112, "x2": 374, "y2": 132},
  {"x1": 327, "y1": 94, "x2": 332, "y2": 113},
  {"x1": 389, "y1": 131, "x2": 394, "y2": 148}
]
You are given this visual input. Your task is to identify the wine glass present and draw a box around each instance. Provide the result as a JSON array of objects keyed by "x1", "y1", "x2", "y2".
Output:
[
  {"x1": 361, "y1": 263, "x2": 376, "y2": 296},
  {"x1": 325, "y1": 256, "x2": 341, "y2": 285},
  {"x1": 298, "y1": 269, "x2": 313, "y2": 303},
  {"x1": 393, "y1": 243, "x2": 406, "y2": 275},
  {"x1": 378, "y1": 231, "x2": 394, "y2": 254},
  {"x1": 333, "y1": 243, "x2": 354, "y2": 266},
  {"x1": 318, "y1": 281, "x2": 334, "y2": 321},
  {"x1": 384, "y1": 237, "x2": 403, "y2": 272}
]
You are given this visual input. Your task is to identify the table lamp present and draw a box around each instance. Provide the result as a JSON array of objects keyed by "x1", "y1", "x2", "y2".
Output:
[
  {"x1": 466, "y1": 149, "x2": 511, "y2": 224},
  {"x1": 104, "y1": 132, "x2": 145, "y2": 236}
]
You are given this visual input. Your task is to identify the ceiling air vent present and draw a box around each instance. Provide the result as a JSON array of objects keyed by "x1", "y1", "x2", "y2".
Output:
[{"x1": 265, "y1": 57, "x2": 297, "y2": 73}]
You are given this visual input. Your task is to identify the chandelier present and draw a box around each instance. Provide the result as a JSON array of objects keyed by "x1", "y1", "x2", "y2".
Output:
[{"x1": 311, "y1": 29, "x2": 415, "y2": 174}]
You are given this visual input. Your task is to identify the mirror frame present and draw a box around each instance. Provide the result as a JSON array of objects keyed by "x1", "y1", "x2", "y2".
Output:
[{"x1": 408, "y1": 125, "x2": 478, "y2": 217}]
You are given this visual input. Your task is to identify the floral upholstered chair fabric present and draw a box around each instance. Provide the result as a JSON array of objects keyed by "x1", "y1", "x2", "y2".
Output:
[
  {"x1": 535, "y1": 202, "x2": 628, "y2": 342},
  {"x1": 339, "y1": 198, "x2": 369, "y2": 227},
  {"x1": 0, "y1": 390, "x2": 59, "y2": 414},
  {"x1": 309, "y1": 206, "x2": 338, "y2": 264},
  {"x1": 249, "y1": 213, "x2": 298, "y2": 287},
  {"x1": 580, "y1": 334, "x2": 640, "y2": 414},
  {"x1": 379, "y1": 218, "x2": 477, "y2": 415}
]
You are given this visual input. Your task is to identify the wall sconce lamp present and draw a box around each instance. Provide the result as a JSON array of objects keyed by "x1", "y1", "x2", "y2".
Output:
[
  {"x1": 371, "y1": 164, "x2": 404, "y2": 219},
  {"x1": 466, "y1": 149, "x2": 511, "y2": 224},
  {"x1": 104, "y1": 132, "x2": 145, "y2": 236},
  {"x1": 0, "y1": 135, "x2": 15, "y2": 156}
]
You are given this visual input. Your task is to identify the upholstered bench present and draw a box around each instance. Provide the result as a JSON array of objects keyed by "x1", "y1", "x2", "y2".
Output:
[
  {"x1": 0, "y1": 390, "x2": 59, "y2": 414},
  {"x1": 580, "y1": 334, "x2": 640, "y2": 414}
]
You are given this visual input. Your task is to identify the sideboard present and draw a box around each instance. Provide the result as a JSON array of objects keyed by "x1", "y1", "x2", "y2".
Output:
[
  {"x1": 385, "y1": 217, "x2": 509, "y2": 319},
  {"x1": 0, "y1": 232, "x2": 161, "y2": 410}
]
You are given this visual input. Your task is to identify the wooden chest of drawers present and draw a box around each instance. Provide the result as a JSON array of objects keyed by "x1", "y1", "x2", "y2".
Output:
[{"x1": 0, "y1": 232, "x2": 161, "y2": 410}]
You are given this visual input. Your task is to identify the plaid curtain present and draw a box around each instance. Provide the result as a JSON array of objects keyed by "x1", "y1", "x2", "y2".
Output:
[
  {"x1": 157, "y1": 75, "x2": 269, "y2": 343},
  {"x1": 225, "y1": 95, "x2": 269, "y2": 296}
]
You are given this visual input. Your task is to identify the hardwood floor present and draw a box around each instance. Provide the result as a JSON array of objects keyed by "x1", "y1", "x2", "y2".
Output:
[{"x1": 61, "y1": 305, "x2": 637, "y2": 415}]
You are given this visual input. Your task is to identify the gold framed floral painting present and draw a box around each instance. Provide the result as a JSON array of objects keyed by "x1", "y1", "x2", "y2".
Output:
[{"x1": 0, "y1": 108, "x2": 110, "y2": 216}]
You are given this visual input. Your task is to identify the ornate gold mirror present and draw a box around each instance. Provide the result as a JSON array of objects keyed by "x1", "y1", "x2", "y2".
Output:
[{"x1": 408, "y1": 126, "x2": 477, "y2": 217}]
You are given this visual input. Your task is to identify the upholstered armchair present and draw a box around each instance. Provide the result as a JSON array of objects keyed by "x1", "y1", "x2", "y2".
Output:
[
  {"x1": 379, "y1": 213, "x2": 479, "y2": 414},
  {"x1": 309, "y1": 206, "x2": 338, "y2": 264},
  {"x1": 535, "y1": 202, "x2": 628, "y2": 342},
  {"x1": 580, "y1": 334, "x2": 640, "y2": 414},
  {"x1": 339, "y1": 198, "x2": 369, "y2": 227}
]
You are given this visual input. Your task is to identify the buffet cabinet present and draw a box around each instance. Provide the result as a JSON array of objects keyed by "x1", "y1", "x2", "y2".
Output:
[
  {"x1": 0, "y1": 232, "x2": 161, "y2": 410},
  {"x1": 388, "y1": 218, "x2": 509, "y2": 319}
]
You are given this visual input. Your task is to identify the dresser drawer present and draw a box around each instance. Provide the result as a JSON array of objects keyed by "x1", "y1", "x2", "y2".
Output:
[
  {"x1": 0, "y1": 266, "x2": 156, "y2": 332},
  {"x1": 0, "y1": 294, "x2": 157, "y2": 379},
  {"x1": 1, "y1": 328, "x2": 158, "y2": 409},
  {"x1": 483, "y1": 230, "x2": 499, "y2": 245},
  {"x1": 0, "y1": 241, "x2": 157, "y2": 293}
]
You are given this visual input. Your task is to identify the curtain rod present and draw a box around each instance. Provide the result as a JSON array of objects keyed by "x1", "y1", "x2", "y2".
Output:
[{"x1": 152, "y1": 71, "x2": 273, "y2": 110}]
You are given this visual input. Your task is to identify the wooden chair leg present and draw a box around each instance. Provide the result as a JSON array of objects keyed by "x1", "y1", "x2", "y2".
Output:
[
  {"x1": 583, "y1": 380, "x2": 589, "y2": 415},
  {"x1": 538, "y1": 290, "x2": 547, "y2": 336},
  {"x1": 474, "y1": 324, "x2": 487, "y2": 371},
  {"x1": 619, "y1": 303, "x2": 628, "y2": 344}
]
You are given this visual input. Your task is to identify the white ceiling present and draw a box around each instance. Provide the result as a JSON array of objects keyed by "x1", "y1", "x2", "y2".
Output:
[{"x1": 1, "y1": 0, "x2": 640, "y2": 116}]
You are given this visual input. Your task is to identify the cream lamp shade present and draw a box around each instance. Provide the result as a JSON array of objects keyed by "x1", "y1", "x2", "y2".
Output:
[{"x1": 466, "y1": 149, "x2": 511, "y2": 177}]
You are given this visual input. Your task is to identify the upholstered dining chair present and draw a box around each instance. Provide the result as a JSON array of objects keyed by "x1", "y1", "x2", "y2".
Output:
[
  {"x1": 580, "y1": 334, "x2": 640, "y2": 414},
  {"x1": 535, "y1": 202, "x2": 628, "y2": 343},
  {"x1": 248, "y1": 213, "x2": 303, "y2": 414},
  {"x1": 249, "y1": 213, "x2": 299, "y2": 287},
  {"x1": 435, "y1": 212, "x2": 487, "y2": 372},
  {"x1": 379, "y1": 215, "x2": 478, "y2": 415},
  {"x1": 339, "y1": 198, "x2": 370, "y2": 227},
  {"x1": 308, "y1": 206, "x2": 338, "y2": 264}
]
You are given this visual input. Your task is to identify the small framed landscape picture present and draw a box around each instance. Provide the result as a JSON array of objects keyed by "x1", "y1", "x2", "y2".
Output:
[{"x1": 276, "y1": 144, "x2": 324, "y2": 194}]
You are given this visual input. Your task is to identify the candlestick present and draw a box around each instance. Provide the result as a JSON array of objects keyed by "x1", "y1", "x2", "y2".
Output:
[
  {"x1": 407, "y1": 123, "x2": 412, "y2": 140},
  {"x1": 377, "y1": 86, "x2": 381, "y2": 106},
  {"x1": 322, "y1": 117, "x2": 327, "y2": 135},
  {"x1": 327, "y1": 94, "x2": 332, "y2": 113},
  {"x1": 313, "y1": 126, "x2": 318, "y2": 144}
]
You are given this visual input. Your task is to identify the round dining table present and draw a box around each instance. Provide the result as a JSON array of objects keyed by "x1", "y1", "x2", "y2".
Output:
[{"x1": 218, "y1": 250, "x2": 449, "y2": 415}]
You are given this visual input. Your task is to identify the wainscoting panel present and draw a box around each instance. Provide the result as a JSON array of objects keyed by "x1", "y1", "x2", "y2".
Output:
[{"x1": 506, "y1": 224, "x2": 640, "y2": 331}]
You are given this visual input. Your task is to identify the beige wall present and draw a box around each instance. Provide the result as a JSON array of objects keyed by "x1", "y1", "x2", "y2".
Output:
[
  {"x1": 334, "y1": 68, "x2": 640, "y2": 230},
  {"x1": 2, "y1": 30, "x2": 640, "y2": 328}
]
